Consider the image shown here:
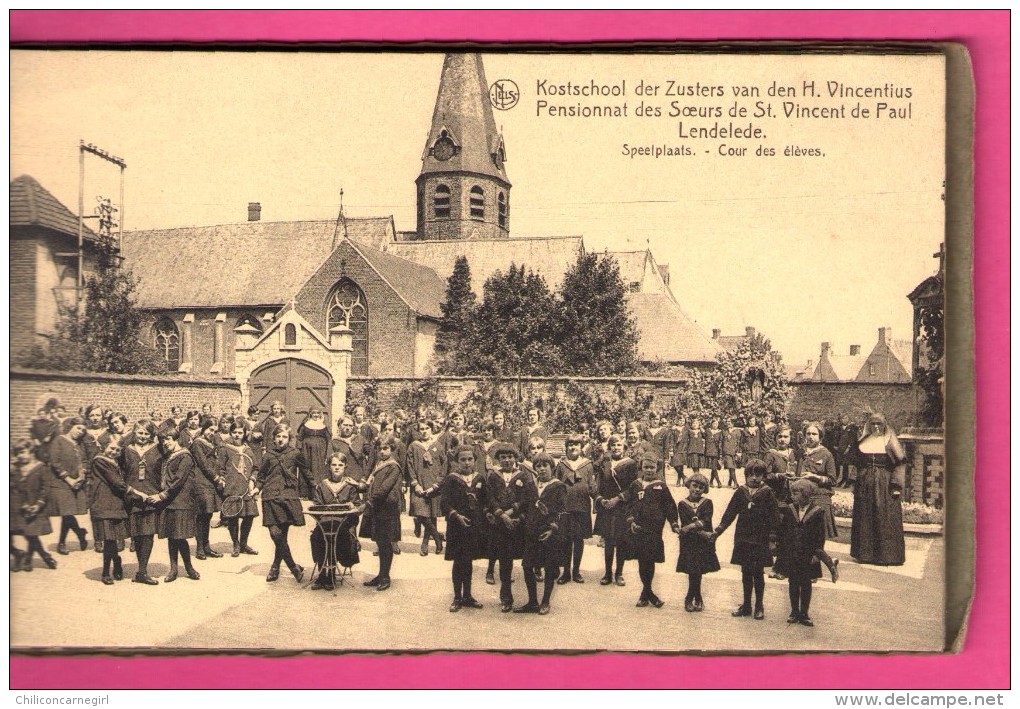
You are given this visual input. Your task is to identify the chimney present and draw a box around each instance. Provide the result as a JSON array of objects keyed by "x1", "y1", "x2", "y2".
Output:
[
  {"x1": 712, "y1": 329, "x2": 721, "y2": 340},
  {"x1": 850, "y1": 345, "x2": 861, "y2": 356},
  {"x1": 248, "y1": 202, "x2": 261, "y2": 222},
  {"x1": 745, "y1": 326, "x2": 756, "y2": 338},
  {"x1": 878, "y1": 326, "x2": 890, "y2": 345},
  {"x1": 821, "y1": 342, "x2": 831, "y2": 356}
]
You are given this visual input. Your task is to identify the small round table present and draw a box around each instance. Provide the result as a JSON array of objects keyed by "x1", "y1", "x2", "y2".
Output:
[{"x1": 306, "y1": 504, "x2": 360, "y2": 590}]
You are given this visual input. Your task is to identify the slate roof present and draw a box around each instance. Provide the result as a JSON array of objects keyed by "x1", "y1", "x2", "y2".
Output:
[
  {"x1": 420, "y1": 54, "x2": 508, "y2": 183},
  {"x1": 817, "y1": 353, "x2": 866, "y2": 382},
  {"x1": 625, "y1": 292, "x2": 722, "y2": 364},
  {"x1": 10, "y1": 175, "x2": 97, "y2": 240},
  {"x1": 345, "y1": 239, "x2": 446, "y2": 319},
  {"x1": 120, "y1": 218, "x2": 391, "y2": 309},
  {"x1": 610, "y1": 250, "x2": 651, "y2": 285},
  {"x1": 386, "y1": 235, "x2": 584, "y2": 292}
]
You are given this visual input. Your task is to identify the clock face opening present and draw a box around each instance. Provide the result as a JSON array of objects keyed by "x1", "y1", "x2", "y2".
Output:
[{"x1": 433, "y1": 135, "x2": 456, "y2": 161}]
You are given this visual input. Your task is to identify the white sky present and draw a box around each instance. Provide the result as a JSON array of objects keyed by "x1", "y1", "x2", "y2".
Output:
[{"x1": 10, "y1": 50, "x2": 945, "y2": 369}]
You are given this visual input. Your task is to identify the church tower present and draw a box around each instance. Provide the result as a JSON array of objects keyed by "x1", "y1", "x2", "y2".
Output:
[{"x1": 415, "y1": 53, "x2": 510, "y2": 241}]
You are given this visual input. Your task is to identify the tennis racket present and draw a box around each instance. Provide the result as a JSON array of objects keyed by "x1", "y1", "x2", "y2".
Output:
[{"x1": 221, "y1": 495, "x2": 244, "y2": 518}]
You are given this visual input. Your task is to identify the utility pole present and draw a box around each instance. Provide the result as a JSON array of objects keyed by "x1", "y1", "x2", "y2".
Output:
[{"x1": 77, "y1": 141, "x2": 126, "y2": 307}]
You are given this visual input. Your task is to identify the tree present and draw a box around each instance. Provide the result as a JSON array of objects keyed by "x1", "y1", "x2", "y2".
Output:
[
  {"x1": 433, "y1": 255, "x2": 477, "y2": 375},
  {"x1": 555, "y1": 251, "x2": 640, "y2": 375},
  {"x1": 706, "y1": 333, "x2": 791, "y2": 422},
  {"x1": 915, "y1": 306, "x2": 944, "y2": 427},
  {"x1": 27, "y1": 209, "x2": 168, "y2": 375},
  {"x1": 464, "y1": 264, "x2": 562, "y2": 376}
]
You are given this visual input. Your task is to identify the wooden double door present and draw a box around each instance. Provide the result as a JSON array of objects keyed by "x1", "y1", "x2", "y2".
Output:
[{"x1": 249, "y1": 358, "x2": 332, "y2": 420}]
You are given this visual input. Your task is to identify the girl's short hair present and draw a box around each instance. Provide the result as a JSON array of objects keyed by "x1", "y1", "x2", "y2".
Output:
[
  {"x1": 686, "y1": 472, "x2": 709, "y2": 489},
  {"x1": 452, "y1": 444, "x2": 476, "y2": 461},
  {"x1": 802, "y1": 421, "x2": 825, "y2": 439},
  {"x1": 639, "y1": 455, "x2": 659, "y2": 469},
  {"x1": 789, "y1": 478, "x2": 816, "y2": 496},
  {"x1": 12, "y1": 439, "x2": 35, "y2": 456},
  {"x1": 157, "y1": 426, "x2": 182, "y2": 442},
  {"x1": 247, "y1": 406, "x2": 260, "y2": 417},
  {"x1": 531, "y1": 453, "x2": 555, "y2": 470},
  {"x1": 133, "y1": 419, "x2": 158, "y2": 437},
  {"x1": 271, "y1": 423, "x2": 292, "y2": 439},
  {"x1": 229, "y1": 419, "x2": 247, "y2": 435},
  {"x1": 328, "y1": 452, "x2": 348, "y2": 466},
  {"x1": 527, "y1": 436, "x2": 546, "y2": 449},
  {"x1": 607, "y1": 433, "x2": 625, "y2": 447},
  {"x1": 376, "y1": 433, "x2": 397, "y2": 450},
  {"x1": 82, "y1": 403, "x2": 103, "y2": 419},
  {"x1": 62, "y1": 416, "x2": 86, "y2": 433},
  {"x1": 185, "y1": 409, "x2": 201, "y2": 421},
  {"x1": 481, "y1": 418, "x2": 497, "y2": 433},
  {"x1": 199, "y1": 416, "x2": 219, "y2": 434},
  {"x1": 744, "y1": 459, "x2": 767, "y2": 478},
  {"x1": 106, "y1": 412, "x2": 129, "y2": 430},
  {"x1": 565, "y1": 433, "x2": 585, "y2": 447}
]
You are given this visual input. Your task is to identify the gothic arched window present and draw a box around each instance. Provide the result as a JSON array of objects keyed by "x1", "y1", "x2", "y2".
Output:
[
  {"x1": 152, "y1": 318, "x2": 180, "y2": 372},
  {"x1": 434, "y1": 184, "x2": 451, "y2": 219},
  {"x1": 469, "y1": 186, "x2": 485, "y2": 220},
  {"x1": 327, "y1": 280, "x2": 369, "y2": 375},
  {"x1": 498, "y1": 191, "x2": 508, "y2": 229}
]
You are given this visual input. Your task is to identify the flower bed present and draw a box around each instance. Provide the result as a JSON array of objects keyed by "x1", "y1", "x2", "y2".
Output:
[{"x1": 831, "y1": 489, "x2": 943, "y2": 526}]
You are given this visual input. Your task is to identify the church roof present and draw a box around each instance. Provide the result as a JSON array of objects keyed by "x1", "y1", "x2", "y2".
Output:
[
  {"x1": 386, "y1": 235, "x2": 584, "y2": 291},
  {"x1": 10, "y1": 175, "x2": 97, "y2": 240},
  {"x1": 120, "y1": 218, "x2": 391, "y2": 309},
  {"x1": 345, "y1": 239, "x2": 446, "y2": 319},
  {"x1": 419, "y1": 53, "x2": 508, "y2": 184},
  {"x1": 625, "y1": 292, "x2": 723, "y2": 364}
]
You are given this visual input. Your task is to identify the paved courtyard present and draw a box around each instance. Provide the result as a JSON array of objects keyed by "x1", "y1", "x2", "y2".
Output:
[{"x1": 10, "y1": 485, "x2": 944, "y2": 653}]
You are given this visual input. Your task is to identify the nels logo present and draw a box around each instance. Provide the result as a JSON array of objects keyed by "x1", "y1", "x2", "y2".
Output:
[{"x1": 489, "y1": 79, "x2": 519, "y2": 111}]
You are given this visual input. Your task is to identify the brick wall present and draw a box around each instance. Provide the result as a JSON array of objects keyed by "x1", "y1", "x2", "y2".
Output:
[
  {"x1": 10, "y1": 368, "x2": 241, "y2": 439},
  {"x1": 145, "y1": 306, "x2": 276, "y2": 376},
  {"x1": 294, "y1": 240, "x2": 420, "y2": 377},
  {"x1": 10, "y1": 234, "x2": 38, "y2": 361},
  {"x1": 788, "y1": 381, "x2": 916, "y2": 431},
  {"x1": 416, "y1": 174, "x2": 510, "y2": 241}
]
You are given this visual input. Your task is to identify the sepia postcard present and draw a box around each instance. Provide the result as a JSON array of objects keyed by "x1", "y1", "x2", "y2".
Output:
[{"x1": 9, "y1": 46, "x2": 966, "y2": 655}]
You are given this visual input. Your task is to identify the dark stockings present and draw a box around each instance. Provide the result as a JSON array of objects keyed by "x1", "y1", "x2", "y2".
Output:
[
  {"x1": 686, "y1": 573, "x2": 703, "y2": 603},
  {"x1": 709, "y1": 469, "x2": 722, "y2": 487},
  {"x1": 419, "y1": 516, "x2": 441, "y2": 549},
  {"x1": 269, "y1": 524, "x2": 297, "y2": 571},
  {"x1": 226, "y1": 518, "x2": 239, "y2": 546},
  {"x1": 101, "y1": 546, "x2": 121, "y2": 576},
  {"x1": 59, "y1": 515, "x2": 82, "y2": 544},
  {"x1": 524, "y1": 564, "x2": 558, "y2": 604},
  {"x1": 451, "y1": 557, "x2": 474, "y2": 600},
  {"x1": 726, "y1": 468, "x2": 737, "y2": 487},
  {"x1": 741, "y1": 564, "x2": 766, "y2": 609},
  {"x1": 788, "y1": 573, "x2": 813, "y2": 618},
  {"x1": 603, "y1": 544, "x2": 625, "y2": 577},
  {"x1": 377, "y1": 536, "x2": 393, "y2": 580},
  {"x1": 25, "y1": 536, "x2": 47, "y2": 561},
  {"x1": 563, "y1": 537, "x2": 584, "y2": 576},
  {"x1": 240, "y1": 517, "x2": 254, "y2": 547},
  {"x1": 196, "y1": 513, "x2": 213, "y2": 550},
  {"x1": 638, "y1": 559, "x2": 657, "y2": 600},
  {"x1": 133, "y1": 535, "x2": 154, "y2": 575}
]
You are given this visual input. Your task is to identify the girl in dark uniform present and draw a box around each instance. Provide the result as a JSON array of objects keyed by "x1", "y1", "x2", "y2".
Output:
[
  {"x1": 82, "y1": 404, "x2": 106, "y2": 461},
  {"x1": 617, "y1": 456, "x2": 680, "y2": 608},
  {"x1": 309, "y1": 453, "x2": 362, "y2": 590},
  {"x1": 407, "y1": 420, "x2": 446, "y2": 556},
  {"x1": 156, "y1": 429, "x2": 201, "y2": 582},
  {"x1": 774, "y1": 478, "x2": 829, "y2": 626},
  {"x1": 593, "y1": 434, "x2": 638, "y2": 587},
  {"x1": 190, "y1": 417, "x2": 225, "y2": 560},
  {"x1": 514, "y1": 453, "x2": 566, "y2": 615},
  {"x1": 97, "y1": 413, "x2": 129, "y2": 452},
  {"x1": 712, "y1": 459, "x2": 778, "y2": 620},
  {"x1": 47, "y1": 416, "x2": 90, "y2": 555},
  {"x1": 686, "y1": 418, "x2": 706, "y2": 482},
  {"x1": 122, "y1": 420, "x2": 162, "y2": 585},
  {"x1": 253, "y1": 424, "x2": 306, "y2": 583},
  {"x1": 797, "y1": 423, "x2": 839, "y2": 539},
  {"x1": 554, "y1": 434, "x2": 595, "y2": 584},
  {"x1": 484, "y1": 442, "x2": 534, "y2": 612},
  {"x1": 704, "y1": 417, "x2": 723, "y2": 488},
  {"x1": 216, "y1": 420, "x2": 260, "y2": 556},
  {"x1": 440, "y1": 445, "x2": 489, "y2": 611},
  {"x1": 675, "y1": 473, "x2": 720, "y2": 612},
  {"x1": 360, "y1": 434, "x2": 403, "y2": 592},
  {"x1": 11, "y1": 440, "x2": 56, "y2": 571},
  {"x1": 178, "y1": 411, "x2": 202, "y2": 449},
  {"x1": 89, "y1": 440, "x2": 135, "y2": 584}
]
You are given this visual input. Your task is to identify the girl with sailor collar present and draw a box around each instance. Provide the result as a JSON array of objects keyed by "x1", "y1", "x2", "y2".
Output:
[
  {"x1": 121, "y1": 420, "x2": 163, "y2": 585},
  {"x1": 407, "y1": 419, "x2": 447, "y2": 557},
  {"x1": 675, "y1": 473, "x2": 720, "y2": 612},
  {"x1": 615, "y1": 456, "x2": 680, "y2": 608},
  {"x1": 155, "y1": 429, "x2": 202, "y2": 583},
  {"x1": 483, "y1": 442, "x2": 535, "y2": 611},
  {"x1": 554, "y1": 434, "x2": 595, "y2": 584},
  {"x1": 593, "y1": 434, "x2": 638, "y2": 587},
  {"x1": 514, "y1": 453, "x2": 567, "y2": 615},
  {"x1": 440, "y1": 445, "x2": 489, "y2": 612}
]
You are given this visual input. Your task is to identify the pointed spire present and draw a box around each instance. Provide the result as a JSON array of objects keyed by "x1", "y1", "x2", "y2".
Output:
[{"x1": 420, "y1": 53, "x2": 508, "y2": 182}]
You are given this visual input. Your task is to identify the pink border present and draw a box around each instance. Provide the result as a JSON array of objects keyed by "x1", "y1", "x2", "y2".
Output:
[{"x1": 9, "y1": 10, "x2": 1009, "y2": 690}]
